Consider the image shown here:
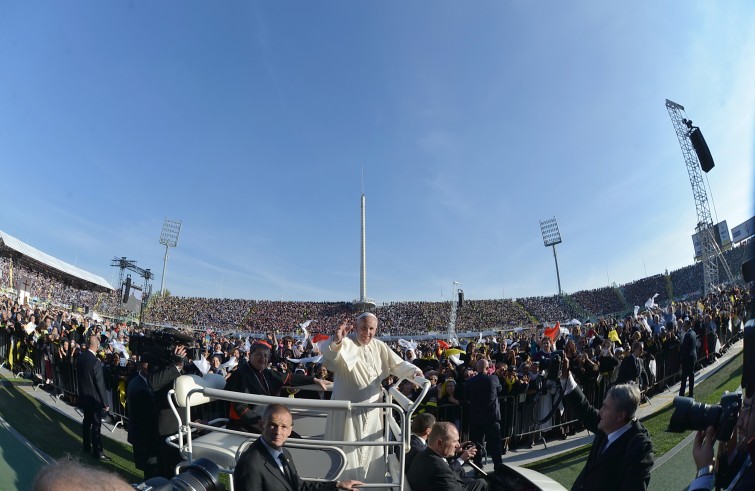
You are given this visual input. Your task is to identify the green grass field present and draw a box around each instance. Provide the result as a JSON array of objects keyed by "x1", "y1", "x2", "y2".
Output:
[
  {"x1": 526, "y1": 352, "x2": 744, "y2": 489},
  {"x1": 0, "y1": 376, "x2": 141, "y2": 486}
]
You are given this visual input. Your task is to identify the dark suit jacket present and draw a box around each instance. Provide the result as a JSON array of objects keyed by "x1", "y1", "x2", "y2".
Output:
[
  {"x1": 233, "y1": 438, "x2": 337, "y2": 491},
  {"x1": 76, "y1": 349, "x2": 108, "y2": 412},
  {"x1": 127, "y1": 373, "x2": 159, "y2": 469},
  {"x1": 680, "y1": 330, "x2": 698, "y2": 368},
  {"x1": 226, "y1": 362, "x2": 315, "y2": 429},
  {"x1": 405, "y1": 434, "x2": 427, "y2": 470},
  {"x1": 463, "y1": 372, "x2": 501, "y2": 424},
  {"x1": 615, "y1": 354, "x2": 642, "y2": 385},
  {"x1": 148, "y1": 364, "x2": 183, "y2": 435},
  {"x1": 407, "y1": 447, "x2": 467, "y2": 491},
  {"x1": 563, "y1": 385, "x2": 654, "y2": 491}
]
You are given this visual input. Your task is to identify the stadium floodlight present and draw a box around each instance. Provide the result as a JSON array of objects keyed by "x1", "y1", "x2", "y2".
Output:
[
  {"x1": 159, "y1": 218, "x2": 182, "y2": 296},
  {"x1": 540, "y1": 217, "x2": 563, "y2": 296}
]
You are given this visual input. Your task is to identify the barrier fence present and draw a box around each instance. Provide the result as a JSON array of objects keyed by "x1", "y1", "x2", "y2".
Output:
[{"x1": 0, "y1": 322, "x2": 744, "y2": 446}]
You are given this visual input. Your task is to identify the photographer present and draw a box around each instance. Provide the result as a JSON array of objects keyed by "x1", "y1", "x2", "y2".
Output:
[
  {"x1": 690, "y1": 392, "x2": 753, "y2": 490},
  {"x1": 559, "y1": 355, "x2": 654, "y2": 490}
]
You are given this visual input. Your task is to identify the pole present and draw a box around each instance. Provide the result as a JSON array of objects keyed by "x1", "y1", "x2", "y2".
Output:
[
  {"x1": 552, "y1": 244, "x2": 562, "y2": 296},
  {"x1": 160, "y1": 244, "x2": 169, "y2": 295}
]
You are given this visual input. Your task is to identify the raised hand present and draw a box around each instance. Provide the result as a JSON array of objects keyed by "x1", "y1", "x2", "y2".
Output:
[{"x1": 332, "y1": 320, "x2": 352, "y2": 344}]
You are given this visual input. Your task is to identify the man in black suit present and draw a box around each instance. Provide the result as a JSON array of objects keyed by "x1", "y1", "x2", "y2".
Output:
[
  {"x1": 406, "y1": 422, "x2": 488, "y2": 491},
  {"x1": 560, "y1": 356, "x2": 654, "y2": 490},
  {"x1": 463, "y1": 359, "x2": 504, "y2": 472},
  {"x1": 127, "y1": 358, "x2": 159, "y2": 479},
  {"x1": 679, "y1": 320, "x2": 698, "y2": 397},
  {"x1": 226, "y1": 341, "x2": 328, "y2": 433},
  {"x1": 148, "y1": 344, "x2": 189, "y2": 478},
  {"x1": 406, "y1": 413, "x2": 436, "y2": 470},
  {"x1": 233, "y1": 404, "x2": 362, "y2": 491},
  {"x1": 76, "y1": 335, "x2": 111, "y2": 461},
  {"x1": 616, "y1": 341, "x2": 644, "y2": 386}
]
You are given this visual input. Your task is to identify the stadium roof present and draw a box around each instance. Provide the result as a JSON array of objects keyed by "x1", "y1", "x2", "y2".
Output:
[{"x1": 0, "y1": 230, "x2": 114, "y2": 291}]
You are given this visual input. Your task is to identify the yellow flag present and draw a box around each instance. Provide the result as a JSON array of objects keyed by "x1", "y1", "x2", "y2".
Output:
[
  {"x1": 608, "y1": 329, "x2": 620, "y2": 343},
  {"x1": 118, "y1": 379, "x2": 127, "y2": 409}
]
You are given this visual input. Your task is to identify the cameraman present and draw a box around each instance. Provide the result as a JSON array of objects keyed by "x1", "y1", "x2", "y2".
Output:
[
  {"x1": 560, "y1": 355, "x2": 654, "y2": 490},
  {"x1": 690, "y1": 392, "x2": 753, "y2": 490},
  {"x1": 148, "y1": 344, "x2": 188, "y2": 478}
]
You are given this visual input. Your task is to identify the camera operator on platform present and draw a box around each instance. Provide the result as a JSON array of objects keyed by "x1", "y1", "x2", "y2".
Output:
[
  {"x1": 148, "y1": 344, "x2": 190, "y2": 478},
  {"x1": 560, "y1": 354, "x2": 655, "y2": 490}
]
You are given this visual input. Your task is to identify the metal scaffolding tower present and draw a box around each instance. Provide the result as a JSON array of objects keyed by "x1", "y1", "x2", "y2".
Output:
[
  {"x1": 111, "y1": 257, "x2": 154, "y2": 323},
  {"x1": 665, "y1": 99, "x2": 734, "y2": 294}
]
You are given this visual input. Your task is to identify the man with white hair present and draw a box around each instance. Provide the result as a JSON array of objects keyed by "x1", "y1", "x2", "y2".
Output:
[{"x1": 319, "y1": 313, "x2": 422, "y2": 483}]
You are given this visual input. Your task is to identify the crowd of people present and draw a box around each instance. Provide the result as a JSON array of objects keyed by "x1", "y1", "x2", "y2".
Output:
[
  {"x1": 0, "y1": 237, "x2": 750, "y2": 339},
  {"x1": 1, "y1": 236, "x2": 753, "y2": 489},
  {"x1": 2, "y1": 278, "x2": 750, "y2": 486}
]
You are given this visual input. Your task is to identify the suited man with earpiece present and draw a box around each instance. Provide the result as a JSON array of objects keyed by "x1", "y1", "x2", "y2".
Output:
[{"x1": 234, "y1": 404, "x2": 363, "y2": 491}]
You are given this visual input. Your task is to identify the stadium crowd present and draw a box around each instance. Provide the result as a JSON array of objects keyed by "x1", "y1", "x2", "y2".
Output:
[{"x1": 1, "y1": 277, "x2": 750, "y2": 455}]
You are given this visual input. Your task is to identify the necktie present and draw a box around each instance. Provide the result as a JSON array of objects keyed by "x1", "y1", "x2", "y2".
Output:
[
  {"x1": 279, "y1": 453, "x2": 294, "y2": 486},
  {"x1": 599, "y1": 438, "x2": 609, "y2": 456}
]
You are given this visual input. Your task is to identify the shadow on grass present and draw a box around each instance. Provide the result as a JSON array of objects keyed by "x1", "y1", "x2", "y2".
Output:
[{"x1": 0, "y1": 374, "x2": 141, "y2": 484}]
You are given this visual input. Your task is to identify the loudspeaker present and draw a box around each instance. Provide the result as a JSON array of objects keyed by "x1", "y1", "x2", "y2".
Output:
[
  {"x1": 689, "y1": 127, "x2": 715, "y2": 173},
  {"x1": 122, "y1": 276, "x2": 131, "y2": 304},
  {"x1": 458, "y1": 290, "x2": 464, "y2": 308}
]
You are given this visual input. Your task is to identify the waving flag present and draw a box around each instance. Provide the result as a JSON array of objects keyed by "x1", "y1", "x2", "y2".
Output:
[
  {"x1": 444, "y1": 348, "x2": 466, "y2": 357},
  {"x1": 299, "y1": 320, "x2": 315, "y2": 341},
  {"x1": 645, "y1": 294, "x2": 659, "y2": 310},
  {"x1": 398, "y1": 339, "x2": 418, "y2": 351},
  {"x1": 544, "y1": 321, "x2": 561, "y2": 341},
  {"x1": 437, "y1": 340, "x2": 450, "y2": 350},
  {"x1": 312, "y1": 334, "x2": 330, "y2": 344},
  {"x1": 286, "y1": 355, "x2": 323, "y2": 364}
]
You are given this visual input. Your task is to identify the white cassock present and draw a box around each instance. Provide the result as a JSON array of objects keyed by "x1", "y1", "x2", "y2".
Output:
[{"x1": 319, "y1": 334, "x2": 418, "y2": 483}]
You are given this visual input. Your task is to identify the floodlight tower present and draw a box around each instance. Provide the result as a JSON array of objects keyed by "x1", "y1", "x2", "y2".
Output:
[
  {"x1": 159, "y1": 218, "x2": 182, "y2": 296},
  {"x1": 540, "y1": 217, "x2": 563, "y2": 296}
]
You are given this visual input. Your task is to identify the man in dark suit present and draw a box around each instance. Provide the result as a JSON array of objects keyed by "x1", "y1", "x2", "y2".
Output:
[
  {"x1": 406, "y1": 422, "x2": 488, "y2": 491},
  {"x1": 127, "y1": 358, "x2": 159, "y2": 479},
  {"x1": 233, "y1": 404, "x2": 362, "y2": 491},
  {"x1": 148, "y1": 344, "x2": 189, "y2": 478},
  {"x1": 226, "y1": 341, "x2": 328, "y2": 433},
  {"x1": 406, "y1": 413, "x2": 436, "y2": 470},
  {"x1": 76, "y1": 335, "x2": 111, "y2": 461},
  {"x1": 616, "y1": 341, "x2": 644, "y2": 386},
  {"x1": 679, "y1": 320, "x2": 698, "y2": 397},
  {"x1": 560, "y1": 356, "x2": 654, "y2": 490},
  {"x1": 463, "y1": 359, "x2": 504, "y2": 472}
]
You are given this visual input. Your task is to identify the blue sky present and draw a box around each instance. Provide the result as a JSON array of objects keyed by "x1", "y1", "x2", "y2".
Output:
[{"x1": 1, "y1": 1, "x2": 753, "y2": 303}]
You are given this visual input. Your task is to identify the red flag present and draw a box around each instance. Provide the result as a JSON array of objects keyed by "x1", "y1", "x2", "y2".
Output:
[
  {"x1": 312, "y1": 334, "x2": 330, "y2": 344},
  {"x1": 437, "y1": 340, "x2": 450, "y2": 350},
  {"x1": 543, "y1": 321, "x2": 561, "y2": 341}
]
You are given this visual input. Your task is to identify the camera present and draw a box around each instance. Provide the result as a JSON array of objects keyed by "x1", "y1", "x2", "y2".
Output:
[
  {"x1": 131, "y1": 328, "x2": 198, "y2": 367},
  {"x1": 544, "y1": 350, "x2": 564, "y2": 381},
  {"x1": 668, "y1": 392, "x2": 742, "y2": 442},
  {"x1": 133, "y1": 458, "x2": 225, "y2": 491}
]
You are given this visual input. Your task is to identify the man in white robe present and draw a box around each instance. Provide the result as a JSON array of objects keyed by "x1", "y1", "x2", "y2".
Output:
[{"x1": 319, "y1": 313, "x2": 421, "y2": 484}]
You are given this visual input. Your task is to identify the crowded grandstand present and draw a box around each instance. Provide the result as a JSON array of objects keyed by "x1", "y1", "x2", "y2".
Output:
[{"x1": 1, "y1": 229, "x2": 752, "y2": 459}]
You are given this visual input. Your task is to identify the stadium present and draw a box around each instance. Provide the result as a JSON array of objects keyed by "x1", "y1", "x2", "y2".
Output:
[{"x1": 2, "y1": 3, "x2": 755, "y2": 490}]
